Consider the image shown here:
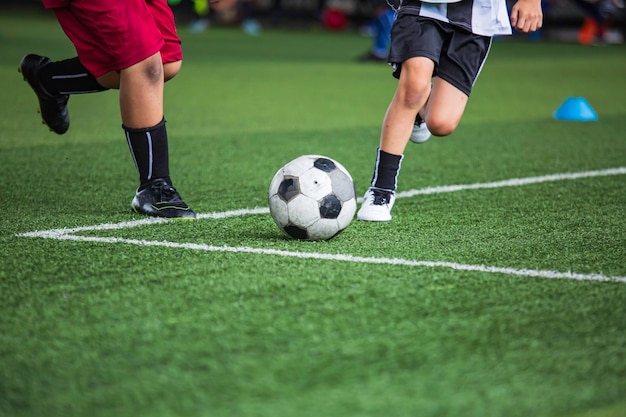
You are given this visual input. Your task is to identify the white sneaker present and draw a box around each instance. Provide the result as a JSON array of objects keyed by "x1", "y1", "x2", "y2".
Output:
[
  {"x1": 409, "y1": 115, "x2": 431, "y2": 144},
  {"x1": 357, "y1": 188, "x2": 396, "y2": 222}
]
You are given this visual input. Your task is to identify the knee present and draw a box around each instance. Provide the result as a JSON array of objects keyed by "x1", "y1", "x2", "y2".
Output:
[
  {"x1": 425, "y1": 114, "x2": 459, "y2": 137},
  {"x1": 164, "y1": 60, "x2": 182, "y2": 82},
  {"x1": 144, "y1": 55, "x2": 164, "y2": 84},
  {"x1": 397, "y1": 79, "x2": 431, "y2": 110},
  {"x1": 133, "y1": 54, "x2": 164, "y2": 85}
]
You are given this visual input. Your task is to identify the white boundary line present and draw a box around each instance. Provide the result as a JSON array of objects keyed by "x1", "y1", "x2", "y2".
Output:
[
  {"x1": 17, "y1": 167, "x2": 626, "y2": 283},
  {"x1": 394, "y1": 167, "x2": 626, "y2": 198}
]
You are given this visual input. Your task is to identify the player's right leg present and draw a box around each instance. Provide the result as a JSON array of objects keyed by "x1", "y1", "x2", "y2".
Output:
[
  {"x1": 358, "y1": 56, "x2": 433, "y2": 222},
  {"x1": 118, "y1": 52, "x2": 194, "y2": 219},
  {"x1": 118, "y1": 53, "x2": 194, "y2": 219}
]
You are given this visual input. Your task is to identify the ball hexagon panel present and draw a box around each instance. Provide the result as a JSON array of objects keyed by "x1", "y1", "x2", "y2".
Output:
[
  {"x1": 284, "y1": 225, "x2": 308, "y2": 240},
  {"x1": 313, "y1": 157, "x2": 336, "y2": 173},
  {"x1": 298, "y1": 167, "x2": 333, "y2": 201},
  {"x1": 306, "y1": 218, "x2": 341, "y2": 241},
  {"x1": 328, "y1": 168, "x2": 355, "y2": 202},
  {"x1": 268, "y1": 194, "x2": 289, "y2": 227},
  {"x1": 287, "y1": 194, "x2": 321, "y2": 228},
  {"x1": 281, "y1": 155, "x2": 316, "y2": 177},
  {"x1": 336, "y1": 197, "x2": 357, "y2": 227},
  {"x1": 318, "y1": 194, "x2": 342, "y2": 219},
  {"x1": 268, "y1": 167, "x2": 284, "y2": 196},
  {"x1": 277, "y1": 176, "x2": 300, "y2": 202}
]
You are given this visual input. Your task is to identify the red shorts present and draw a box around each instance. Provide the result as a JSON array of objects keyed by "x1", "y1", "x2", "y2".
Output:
[{"x1": 45, "y1": 0, "x2": 182, "y2": 78}]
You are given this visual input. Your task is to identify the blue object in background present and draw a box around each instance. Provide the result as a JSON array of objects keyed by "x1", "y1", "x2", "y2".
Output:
[{"x1": 553, "y1": 97, "x2": 599, "y2": 121}]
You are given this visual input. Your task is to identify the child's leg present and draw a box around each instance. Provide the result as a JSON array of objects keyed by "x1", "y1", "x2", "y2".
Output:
[
  {"x1": 373, "y1": 65, "x2": 468, "y2": 194},
  {"x1": 357, "y1": 56, "x2": 434, "y2": 222},
  {"x1": 119, "y1": 52, "x2": 164, "y2": 129},
  {"x1": 120, "y1": 52, "x2": 171, "y2": 188},
  {"x1": 120, "y1": 54, "x2": 195, "y2": 219},
  {"x1": 96, "y1": 61, "x2": 182, "y2": 89},
  {"x1": 422, "y1": 77, "x2": 469, "y2": 137},
  {"x1": 379, "y1": 56, "x2": 434, "y2": 156},
  {"x1": 359, "y1": 17, "x2": 488, "y2": 222}
]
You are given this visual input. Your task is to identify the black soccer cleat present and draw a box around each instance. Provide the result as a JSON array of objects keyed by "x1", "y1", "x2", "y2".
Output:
[
  {"x1": 19, "y1": 54, "x2": 70, "y2": 135},
  {"x1": 131, "y1": 178, "x2": 196, "y2": 219}
]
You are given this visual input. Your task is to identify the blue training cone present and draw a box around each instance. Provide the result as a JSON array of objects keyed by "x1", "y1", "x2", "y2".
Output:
[{"x1": 553, "y1": 97, "x2": 598, "y2": 122}]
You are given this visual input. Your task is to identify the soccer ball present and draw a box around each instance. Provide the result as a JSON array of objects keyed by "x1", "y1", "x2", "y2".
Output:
[{"x1": 268, "y1": 155, "x2": 357, "y2": 241}]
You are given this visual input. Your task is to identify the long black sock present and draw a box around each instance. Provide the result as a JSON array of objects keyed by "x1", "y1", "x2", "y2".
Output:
[
  {"x1": 370, "y1": 147, "x2": 403, "y2": 191},
  {"x1": 124, "y1": 118, "x2": 171, "y2": 190},
  {"x1": 38, "y1": 57, "x2": 108, "y2": 95}
]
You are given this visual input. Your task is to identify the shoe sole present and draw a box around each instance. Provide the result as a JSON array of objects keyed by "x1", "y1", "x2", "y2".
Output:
[
  {"x1": 131, "y1": 200, "x2": 197, "y2": 220},
  {"x1": 18, "y1": 64, "x2": 48, "y2": 130},
  {"x1": 132, "y1": 206, "x2": 197, "y2": 220},
  {"x1": 18, "y1": 56, "x2": 70, "y2": 134},
  {"x1": 357, "y1": 213, "x2": 392, "y2": 222},
  {"x1": 356, "y1": 206, "x2": 393, "y2": 222}
]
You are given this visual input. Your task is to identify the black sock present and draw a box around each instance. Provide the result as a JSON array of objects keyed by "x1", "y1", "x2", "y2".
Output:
[
  {"x1": 124, "y1": 118, "x2": 171, "y2": 189},
  {"x1": 370, "y1": 147, "x2": 403, "y2": 191},
  {"x1": 38, "y1": 57, "x2": 108, "y2": 95}
]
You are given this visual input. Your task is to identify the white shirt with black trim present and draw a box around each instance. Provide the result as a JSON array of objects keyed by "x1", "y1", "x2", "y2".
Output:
[{"x1": 400, "y1": 0, "x2": 513, "y2": 36}]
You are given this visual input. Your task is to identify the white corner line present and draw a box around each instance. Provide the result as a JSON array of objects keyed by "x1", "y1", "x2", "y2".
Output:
[
  {"x1": 19, "y1": 233, "x2": 626, "y2": 283},
  {"x1": 17, "y1": 207, "x2": 271, "y2": 238},
  {"x1": 394, "y1": 166, "x2": 626, "y2": 199},
  {"x1": 15, "y1": 167, "x2": 626, "y2": 283}
]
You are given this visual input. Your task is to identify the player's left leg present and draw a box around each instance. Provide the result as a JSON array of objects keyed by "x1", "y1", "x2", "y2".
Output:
[
  {"x1": 409, "y1": 76, "x2": 468, "y2": 144},
  {"x1": 19, "y1": 54, "x2": 108, "y2": 135},
  {"x1": 422, "y1": 77, "x2": 469, "y2": 137},
  {"x1": 422, "y1": 29, "x2": 491, "y2": 137}
]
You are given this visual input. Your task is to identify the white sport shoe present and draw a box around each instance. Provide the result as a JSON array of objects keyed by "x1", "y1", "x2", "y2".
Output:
[
  {"x1": 409, "y1": 114, "x2": 431, "y2": 144},
  {"x1": 357, "y1": 188, "x2": 396, "y2": 222}
]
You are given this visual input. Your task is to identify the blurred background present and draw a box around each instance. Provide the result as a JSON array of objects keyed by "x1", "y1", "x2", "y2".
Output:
[{"x1": 1, "y1": 0, "x2": 624, "y2": 45}]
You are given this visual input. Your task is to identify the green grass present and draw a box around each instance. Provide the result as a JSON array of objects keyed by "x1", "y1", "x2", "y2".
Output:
[{"x1": 1, "y1": 12, "x2": 626, "y2": 417}]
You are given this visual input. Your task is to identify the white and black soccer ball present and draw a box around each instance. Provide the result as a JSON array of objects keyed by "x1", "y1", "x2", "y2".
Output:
[{"x1": 268, "y1": 155, "x2": 357, "y2": 241}]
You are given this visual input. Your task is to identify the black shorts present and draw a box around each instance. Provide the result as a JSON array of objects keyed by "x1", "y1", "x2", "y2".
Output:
[{"x1": 389, "y1": 14, "x2": 492, "y2": 96}]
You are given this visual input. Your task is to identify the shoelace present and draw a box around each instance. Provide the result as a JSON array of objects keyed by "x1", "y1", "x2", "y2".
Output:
[
  {"x1": 371, "y1": 190, "x2": 392, "y2": 206},
  {"x1": 414, "y1": 113, "x2": 425, "y2": 127},
  {"x1": 151, "y1": 181, "x2": 183, "y2": 204}
]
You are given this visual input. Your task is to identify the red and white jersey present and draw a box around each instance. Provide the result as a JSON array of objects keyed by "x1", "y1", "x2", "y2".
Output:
[{"x1": 399, "y1": 0, "x2": 513, "y2": 36}]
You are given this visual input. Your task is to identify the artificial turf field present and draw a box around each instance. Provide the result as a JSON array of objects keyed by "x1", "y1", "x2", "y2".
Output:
[{"x1": 1, "y1": 10, "x2": 626, "y2": 417}]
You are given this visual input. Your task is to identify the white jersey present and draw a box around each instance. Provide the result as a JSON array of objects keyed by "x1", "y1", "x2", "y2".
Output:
[{"x1": 399, "y1": 0, "x2": 513, "y2": 36}]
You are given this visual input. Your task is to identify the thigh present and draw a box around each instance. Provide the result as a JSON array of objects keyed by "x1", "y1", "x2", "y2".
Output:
[
  {"x1": 389, "y1": 15, "x2": 444, "y2": 79},
  {"x1": 436, "y1": 29, "x2": 492, "y2": 97},
  {"x1": 425, "y1": 77, "x2": 468, "y2": 130},
  {"x1": 53, "y1": 0, "x2": 169, "y2": 77},
  {"x1": 146, "y1": 0, "x2": 183, "y2": 64}
]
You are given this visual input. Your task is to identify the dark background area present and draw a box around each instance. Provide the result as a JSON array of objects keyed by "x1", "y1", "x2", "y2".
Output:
[{"x1": 1, "y1": 0, "x2": 623, "y2": 42}]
